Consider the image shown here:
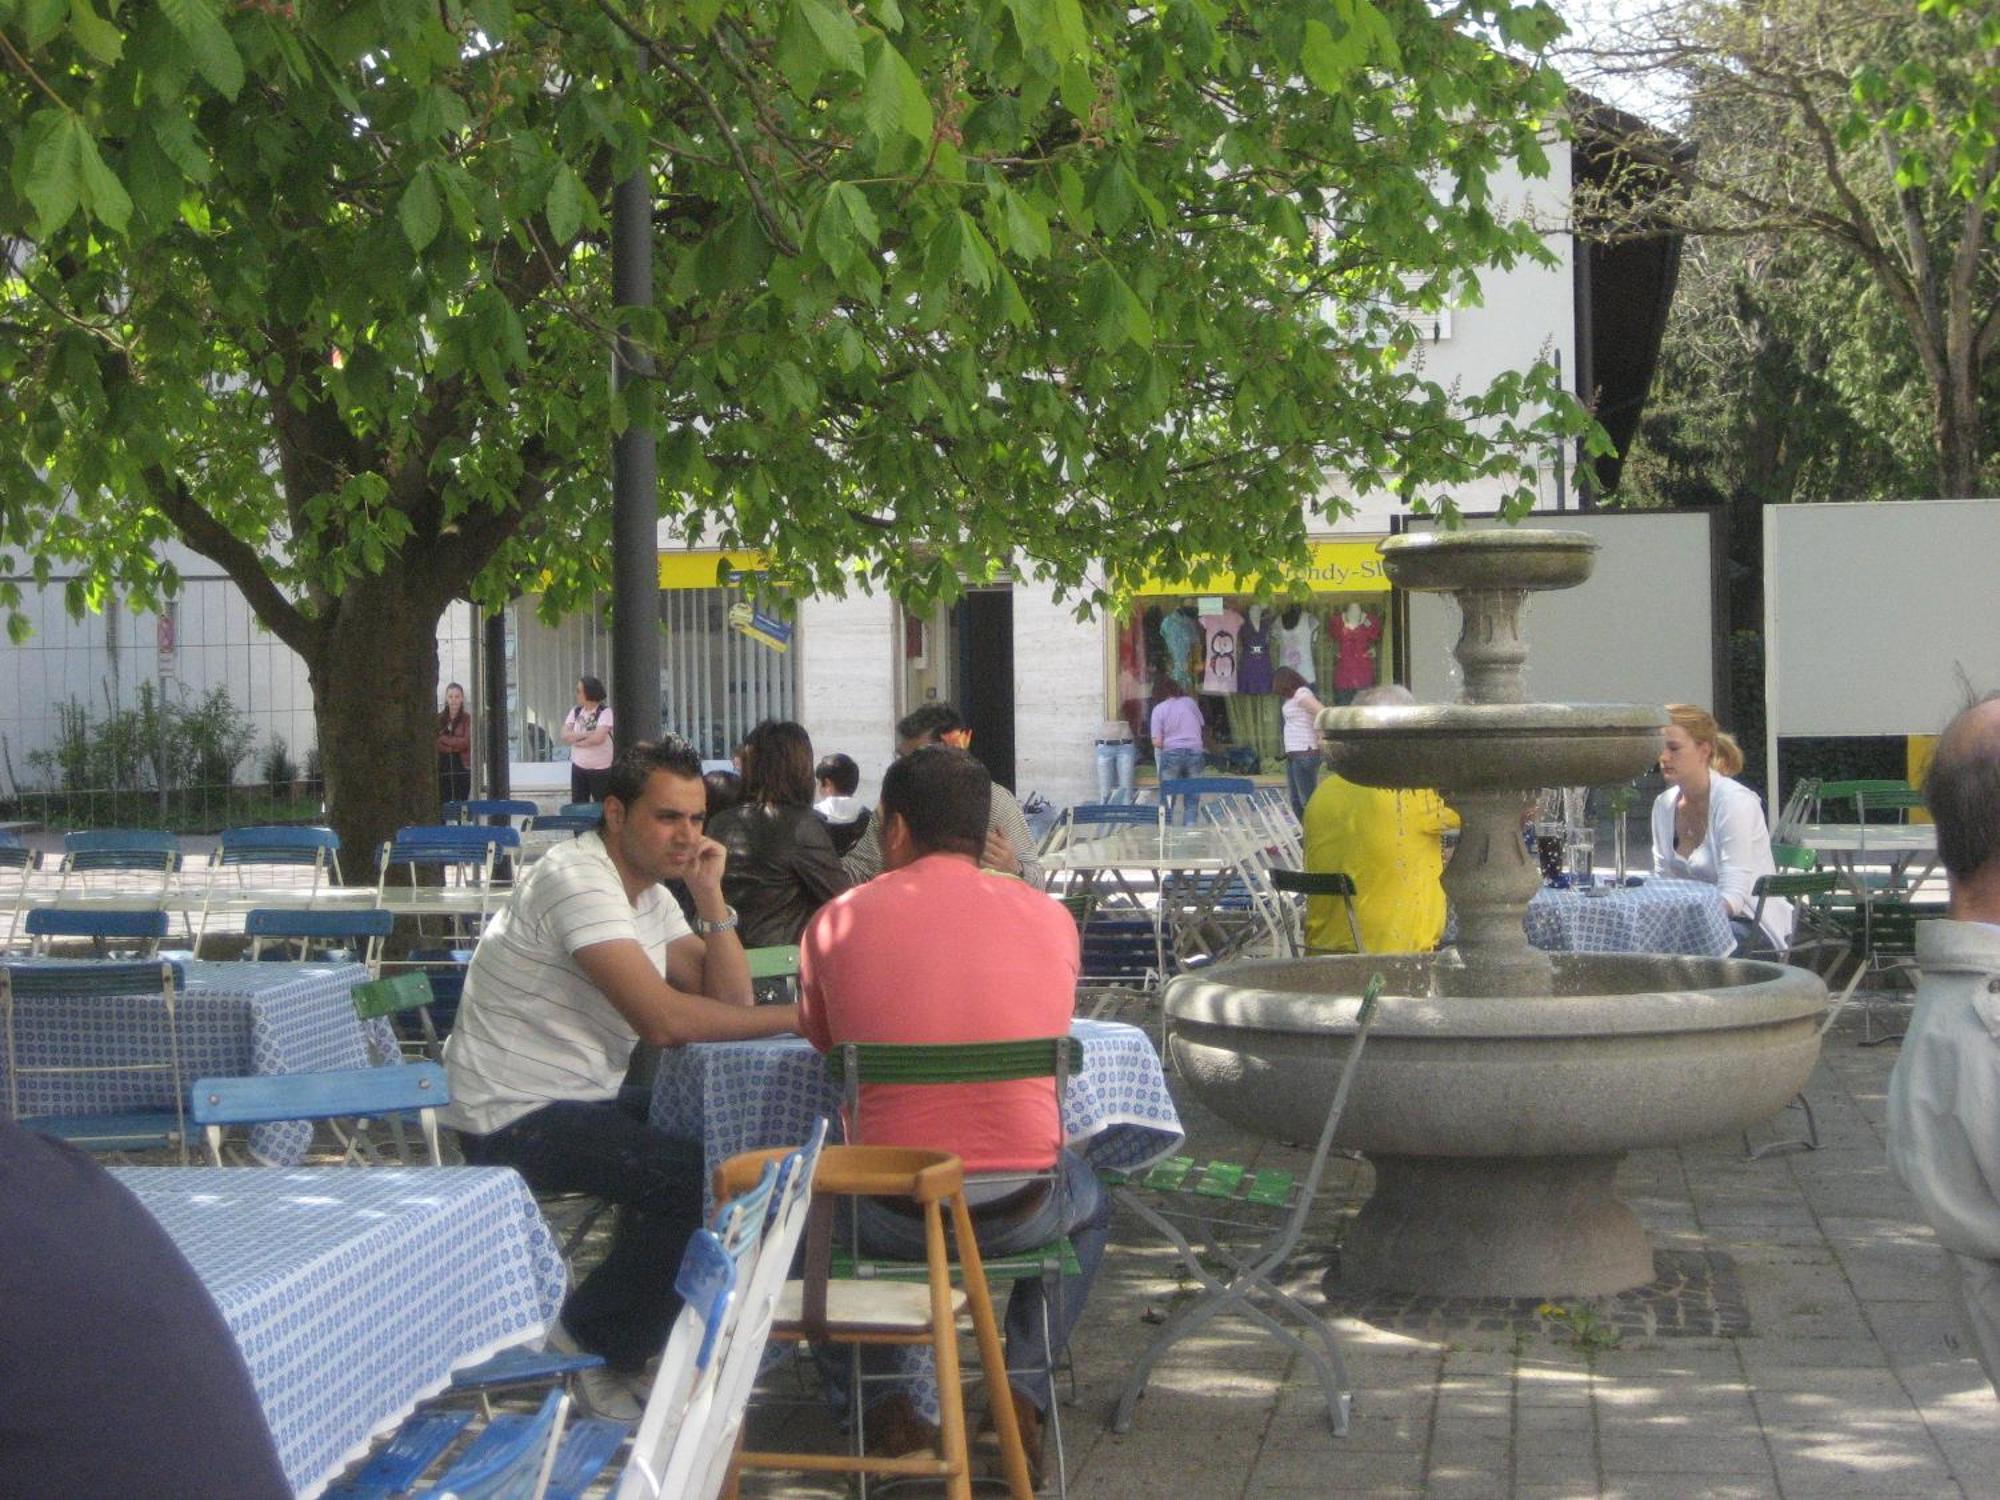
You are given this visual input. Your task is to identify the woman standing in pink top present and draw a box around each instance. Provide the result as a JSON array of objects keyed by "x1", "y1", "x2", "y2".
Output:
[{"x1": 560, "y1": 675, "x2": 615, "y2": 804}]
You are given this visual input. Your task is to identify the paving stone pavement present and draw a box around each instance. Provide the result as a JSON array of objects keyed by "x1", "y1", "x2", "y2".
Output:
[{"x1": 730, "y1": 992, "x2": 2000, "y2": 1500}]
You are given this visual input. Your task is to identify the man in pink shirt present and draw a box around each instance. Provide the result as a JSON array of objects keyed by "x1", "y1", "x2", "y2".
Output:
[{"x1": 799, "y1": 746, "x2": 1104, "y2": 1478}]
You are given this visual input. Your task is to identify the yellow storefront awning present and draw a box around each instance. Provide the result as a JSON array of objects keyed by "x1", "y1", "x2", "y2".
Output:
[{"x1": 1138, "y1": 539, "x2": 1389, "y2": 596}]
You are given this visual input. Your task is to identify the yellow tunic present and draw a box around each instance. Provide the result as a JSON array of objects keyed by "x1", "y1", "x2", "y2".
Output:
[{"x1": 1301, "y1": 774, "x2": 1459, "y2": 953}]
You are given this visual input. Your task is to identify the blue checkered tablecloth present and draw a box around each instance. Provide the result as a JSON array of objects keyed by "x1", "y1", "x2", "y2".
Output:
[
  {"x1": 650, "y1": 1017, "x2": 1184, "y2": 1214},
  {"x1": 4, "y1": 960, "x2": 386, "y2": 1164},
  {"x1": 114, "y1": 1165, "x2": 565, "y2": 1499},
  {"x1": 1524, "y1": 878, "x2": 1734, "y2": 957}
]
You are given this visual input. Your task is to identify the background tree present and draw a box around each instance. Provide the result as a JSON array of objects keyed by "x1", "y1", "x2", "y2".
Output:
[
  {"x1": 1, "y1": 0, "x2": 1597, "y2": 859},
  {"x1": 1570, "y1": 0, "x2": 2000, "y2": 502}
]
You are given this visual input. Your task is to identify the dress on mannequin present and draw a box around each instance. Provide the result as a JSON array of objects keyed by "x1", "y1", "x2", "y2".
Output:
[
  {"x1": 1330, "y1": 604, "x2": 1382, "y2": 705},
  {"x1": 1273, "y1": 605, "x2": 1320, "y2": 685},
  {"x1": 1199, "y1": 606, "x2": 1244, "y2": 694},
  {"x1": 1159, "y1": 606, "x2": 1201, "y2": 692},
  {"x1": 1237, "y1": 606, "x2": 1274, "y2": 694}
]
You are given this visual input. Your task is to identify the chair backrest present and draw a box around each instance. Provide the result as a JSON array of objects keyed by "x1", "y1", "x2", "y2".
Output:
[
  {"x1": 215, "y1": 825, "x2": 340, "y2": 865},
  {"x1": 1770, "y1": 841, "x2": 1817, "y2": 872},
  {"x1": 0, "y1": 844, "x2": 40, "y2": 872},
  {"x1": 1813, "y1": 778, "x2": 1910, "y2": 819},
  {"x1": 377, "y1": 825, "x2": 519, "y2": 889},
  {"x1": 419, "y1": 1386, "x2": 568, "y2": 1500},
  {"x1": 352, "y1": 969, "x2": 437, "y2": 1021},
  {"x1": 1158, "y1": 776, "x2": 1258, "y2": 826},
  {"x1": 60, "y1": 829, "x2": 182, "y2": 877},
  {"x1": 245, "y1": 906, "x2": 394, "y2": 966},
  {"x1": 689, "y1": 1119, "x2": 831, "y2": 1500},
  {"x1": 745, "y1": 945, "x2": 801, "y2": 983},
  {"x1": 446, "y1": 799, "x2": 540, "y2": 826},
  {"x1": 24, "y1": 906, "x2": 171, "y2": 956},
  {"x1": 830, "y1": 1037, "x2": 1082, "y2": 1188},
  {"x1": 1070, "y1": 804, "x2": 1163, "y2": 828},
  {"x1": 613, "y1": 1232, "x2": 742, "y2": 1500},
  {"x1": 525, "y1": 813, "x2": 599, "y2": 835},
  {"x1": 559, "y1": 802, "x2": 600, "y2": 819},
  {"x1": 1855, "y1": 785, "x2": 1926, "y2": 823},
  {"x1": 190, "y1": 1061, "x2": 449, "y2": 1166},
  {"x1": 3, "y1": 961, "x2": 184, "y2": 1159}
]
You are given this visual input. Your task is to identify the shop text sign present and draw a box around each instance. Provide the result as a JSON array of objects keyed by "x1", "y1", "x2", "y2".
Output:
[{"x1": 1141, "y1": 540, "x2": 1390, "y2": 596}]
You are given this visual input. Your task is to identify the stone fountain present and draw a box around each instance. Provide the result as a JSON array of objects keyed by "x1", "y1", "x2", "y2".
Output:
[{"x1": 1164, "y1": 530, "x2": 1826, "y2": 1296}]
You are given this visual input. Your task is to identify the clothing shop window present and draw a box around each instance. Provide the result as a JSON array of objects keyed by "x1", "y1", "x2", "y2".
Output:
[{"x1": 1112, "y1": 543, "x2": 1393, "y2": 778}]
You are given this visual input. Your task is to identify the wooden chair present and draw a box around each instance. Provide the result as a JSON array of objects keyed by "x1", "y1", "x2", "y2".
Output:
[{"x1": 724, "y1": 1144, "x2": 1036, "y2": 1500}]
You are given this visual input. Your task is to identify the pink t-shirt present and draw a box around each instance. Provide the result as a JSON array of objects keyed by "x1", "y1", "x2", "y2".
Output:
[
  {"x1": 1150, "y1": 695, "x2": 1205, "y2": 750},
  {"x1": 564, "y1": 704, "x2": 615, "y2": 770},
  {"x1": 799, "y1": 854, "x2": 1081, "y2": 1173}
]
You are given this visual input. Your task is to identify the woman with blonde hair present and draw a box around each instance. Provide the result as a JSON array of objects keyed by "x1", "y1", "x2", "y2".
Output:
[{"x1": 1651, "y1": 704, "x2": 1791, "y2": 956}]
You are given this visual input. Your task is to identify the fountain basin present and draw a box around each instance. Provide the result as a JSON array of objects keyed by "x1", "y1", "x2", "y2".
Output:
[
  {"x1": 1380, "y1": 529, "x2": 1599, "y2": 593},
  {"x1": 1317, "y1": 703, "x2": 1667, "y2": 792},
  {"x1": 1166, "y1": 953, "x2": 1826, "y2": 1294}
]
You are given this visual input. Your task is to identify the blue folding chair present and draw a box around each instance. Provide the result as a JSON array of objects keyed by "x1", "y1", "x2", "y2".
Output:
[
  {"x1": 0, "y1": 842, "x2": 41, "y2": 955},
  {"x1": 1157, "y1": 776, "x2": 1257, "y2": 827},
  {"x1": 2, "y1": 959, "x2": 187, "y2": 1160},
  {"x1": 56, "y1": 830, "x2": 181, "y2": 909},
  {"x1": 245, "y1": 907, "x2": 394, "y2": 972},
  {"x1": 445, "y1": 799, "x2": 540, "y2": 829},
  {"x1": 189, "y1": 1062, "x2": 449, "y2": 1166},
  {"x1": 558, "y1": 803, "x2": 600, "y2": 819},
  {"x1": 417, "y1": 1386, "x2": 568, "y2": 1500},
  {"x1": 24, "y1": 905, "x2": 171, "y2": 958},
  {"x1": 526, "y1": 813, "x2": 599, "y2": 836}
]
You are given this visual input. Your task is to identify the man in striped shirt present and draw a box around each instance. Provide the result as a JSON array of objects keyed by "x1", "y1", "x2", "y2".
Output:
[{"x1": 445, "y1": 737, "x2": 798, "y2": 1419}]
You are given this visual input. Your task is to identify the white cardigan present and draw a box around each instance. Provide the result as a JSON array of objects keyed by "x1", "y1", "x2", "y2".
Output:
[{"x1": 1651, "y1": 772, "x2": 1793, "y2": 951}]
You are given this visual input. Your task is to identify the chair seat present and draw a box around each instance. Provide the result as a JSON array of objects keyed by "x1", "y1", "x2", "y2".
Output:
[
  {"x1": 774, "y1": 1277, "x2": 967, "y2": 1331},
  {"x1": 831, "y1": 1237, "x2": 1083, "y2": 1284},
  {"x1": 20, "y1": 1111, "x2": 184, "y2": 1150},
  {"x1": 1111, "y1": 1155, "x2": 1298, "y2": 1210}
]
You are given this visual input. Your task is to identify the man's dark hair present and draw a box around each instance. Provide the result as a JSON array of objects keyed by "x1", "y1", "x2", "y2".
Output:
[
  {"x1": 896, "y1": 702, "x2": 966, "y2": 745},
  {"x1": 578, "y1": 674, "x2": 607, "y2": 704},
  {"x1": 704, "y1": 768, "x2": 744, "y2": 819},
  {"x1": 603, "y1": 736, "x2": 703, "y2": 808},
  {"x1": 815, "y1": 752, "x2": 860, "y2": 796},
  {"x1": 740, "y1": 720, "x2": 817, "y2": 809},
  {"x1": 1925, "y1": 693, "x2": 2000, "y2": 881},
  {"x1": 880, "y1": 745, "x2": 989, "y2": 859}
]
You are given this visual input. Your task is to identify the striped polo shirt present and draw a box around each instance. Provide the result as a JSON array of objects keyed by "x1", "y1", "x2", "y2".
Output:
[{"x1": 443, "y1": 830, "x2": 691, "y2": 1136}]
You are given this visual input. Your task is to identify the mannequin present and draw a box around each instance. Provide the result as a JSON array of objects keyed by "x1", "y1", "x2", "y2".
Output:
[{"x1": 1273, "y1": 604, "x2": 1319, "y2": 686}]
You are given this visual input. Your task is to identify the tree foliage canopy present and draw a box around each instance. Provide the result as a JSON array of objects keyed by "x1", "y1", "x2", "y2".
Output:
[{"x1": 1, "y1": 0, "x2": 1596, "y2": 852}]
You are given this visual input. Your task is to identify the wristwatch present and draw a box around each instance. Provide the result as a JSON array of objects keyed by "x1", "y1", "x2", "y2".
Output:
[{"x1": 692, "y1": 906, "x2": 739, "y2": 936}]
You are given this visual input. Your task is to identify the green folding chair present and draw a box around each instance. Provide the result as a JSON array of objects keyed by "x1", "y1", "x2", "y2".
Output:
[
  {"x1": 1267, "y1": 867, "x2": 1363, "y2": 954},
  {"x1": 1106, "y1": 974, "x2": 1384, "y2": 1439},
  {"x1": 827, "y1": 1036, "x2": 1086, "y2": 1499},
  {"x1": 1741, "y1": 873, "x2": 1866, "y2": 1157},
  {"x1": 351, "y1": 970, "x2": 443, "y2": 1064}
]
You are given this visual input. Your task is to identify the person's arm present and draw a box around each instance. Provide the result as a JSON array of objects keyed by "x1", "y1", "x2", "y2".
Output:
[
  {"x1": 573, "y1": 940, "x2": 795, "y2": 1046},
  {"x1": 787, "y1": 812, "x2": 854, "y2": 905},
  {"x1": 989, "y1": 786, "x2": 1043, "y2": 887},
  {"x1": 574, "y1": 710, "x2": 613, "y2": 750},
  {"x1": 1650, "y1": 789, "x2": 1673, "y2": 877},
  {"x1": 662, "y1": 832, "x2": 753, "y2": 1004},
  {"x1": 558, "y1": 708, "x2": 581, "y2": 745},
  {"x1": 1708, "y1": 783, "x2": 1772, "y2": 918},
  {"x1": 439, "y1": 718, "x2": 471, "y2": 756},
  {"x1": 840, "y1": 813, "x2": 884, "y2": 883},
  {"x1": 1296, "y1": 686, "x2": 1325, "y2": 718}
]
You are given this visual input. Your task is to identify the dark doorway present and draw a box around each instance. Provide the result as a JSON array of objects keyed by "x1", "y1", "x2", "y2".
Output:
[{"x1": 954, "y1": 589, "x2": 1016, "y2": 790}]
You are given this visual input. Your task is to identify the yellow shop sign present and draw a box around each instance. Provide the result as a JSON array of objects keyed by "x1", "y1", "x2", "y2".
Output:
[{"x1": 1139, "y1": 540, "x2": 1390, "y2": 596}]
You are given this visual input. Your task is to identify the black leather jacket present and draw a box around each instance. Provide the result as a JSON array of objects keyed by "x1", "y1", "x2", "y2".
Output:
[{"x1": 708, "y1": 802, "x2": 853, "y2": 948}]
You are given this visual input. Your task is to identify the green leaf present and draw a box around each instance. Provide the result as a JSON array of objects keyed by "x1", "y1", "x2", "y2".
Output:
[
  {"x1": 1001, "y1": 188, "x2": 1052, "y2": 260},
  {"x1": 21, "y1": 0, "x2": 63, "y2": 47},
  {"x1": 798, "y1": 0, "x2": 864, "y2": 77},
  {"x1": 18, "y1": 110, "x2": 82, "y2": 238},
  {"x1": 67, "y1": 0, "x2": 124, "y2": 64},
  {"x1": 545, "y1": 161, "x2": 583, "y2": 246},
  {"x1": 868, "y1": 0, "x2": 903, "y2": 31},
  {"x1": 864, "y1": 40, "x2": 933, "y2": 147},
  {"x1": 1300, "y1": 18, "x2": 1366, "y2": 94},
  {"x1": 149, "y1": 111, "x2": 211, "y2": 184},
  {"x1": 399, "y1": 167, "x2": 443, "y2": 252},
  {"x1": 775, "y1": 0, "x2": 827, "y2": 100},
  {"x1": 74, "y1": 126, "x2": 132, "y2": 234},
  {"x1": 159, "y1": 0, "x2": 244, "y2": 99}
]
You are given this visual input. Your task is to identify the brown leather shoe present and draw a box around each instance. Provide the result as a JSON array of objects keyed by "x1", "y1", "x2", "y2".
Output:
[
  {"x1": 864, "y1": 1392, "x2": 940, "y2": 1458},
  {"x1": 977, "y1": 1385, "x2": 1046, "y2": 1491}
]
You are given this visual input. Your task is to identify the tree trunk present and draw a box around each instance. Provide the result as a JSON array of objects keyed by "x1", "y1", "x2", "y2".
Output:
[
  {"x1": 307, "y1": 573, "x2": 447, "y2": 882},
  {"x1": 1937, "y1": 376, "x2": 1983, "y2": 499}
]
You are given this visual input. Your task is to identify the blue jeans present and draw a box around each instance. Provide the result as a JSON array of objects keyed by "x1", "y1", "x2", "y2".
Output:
[
  {"x1": 459, "y1": 1087, "x2": 705, "y2": 1371},
  {"x1": 1286, "y1": 752, "x2": 1321, "y2": 815},
  {"x1": 1156, "y1": 747, "x2": 1204, "y2": 783},
  {"x1": 1095, "y1": 741, "x2": 1137, "y2": 801},
  {"x1": 830, "y1": 1150, "x2": 1111, "y2": 1416}
]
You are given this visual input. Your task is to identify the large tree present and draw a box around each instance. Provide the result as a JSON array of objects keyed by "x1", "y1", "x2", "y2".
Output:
[
  {"x1": 1570, "y1": 0, "x2": 1999, "y2": 500},
  {"x1": 1, "y1": 0, "x2": 1595, "y2": 859}
]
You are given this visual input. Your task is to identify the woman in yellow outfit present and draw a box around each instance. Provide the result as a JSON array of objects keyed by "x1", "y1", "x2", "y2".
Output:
[{"x1": 1301, "y1": 684, "x2": 1460, "y2": 953}]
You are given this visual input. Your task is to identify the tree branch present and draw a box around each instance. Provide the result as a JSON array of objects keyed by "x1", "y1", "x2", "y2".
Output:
[{"x1": 143, "y1": 466, "x2": 323, "y2": 662}]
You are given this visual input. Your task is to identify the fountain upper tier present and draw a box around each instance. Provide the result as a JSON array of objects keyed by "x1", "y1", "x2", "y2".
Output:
[{"x1": 1319, "y1": 703, "x2": 1666, "y2": 793}]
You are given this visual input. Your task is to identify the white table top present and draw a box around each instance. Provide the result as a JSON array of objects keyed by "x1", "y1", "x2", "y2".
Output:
[
  {"x1": 1794, "y1": 822, "x2": 1937, "y2": 854},
  {"x1": 1042, "y1": 826, "x2": 1235, "y2": 872}
]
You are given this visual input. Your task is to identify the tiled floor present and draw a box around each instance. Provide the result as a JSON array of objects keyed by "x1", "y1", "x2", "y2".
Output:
[{"x1": 732, "y1": 992, "x2": 2000, "y2": 1499}]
